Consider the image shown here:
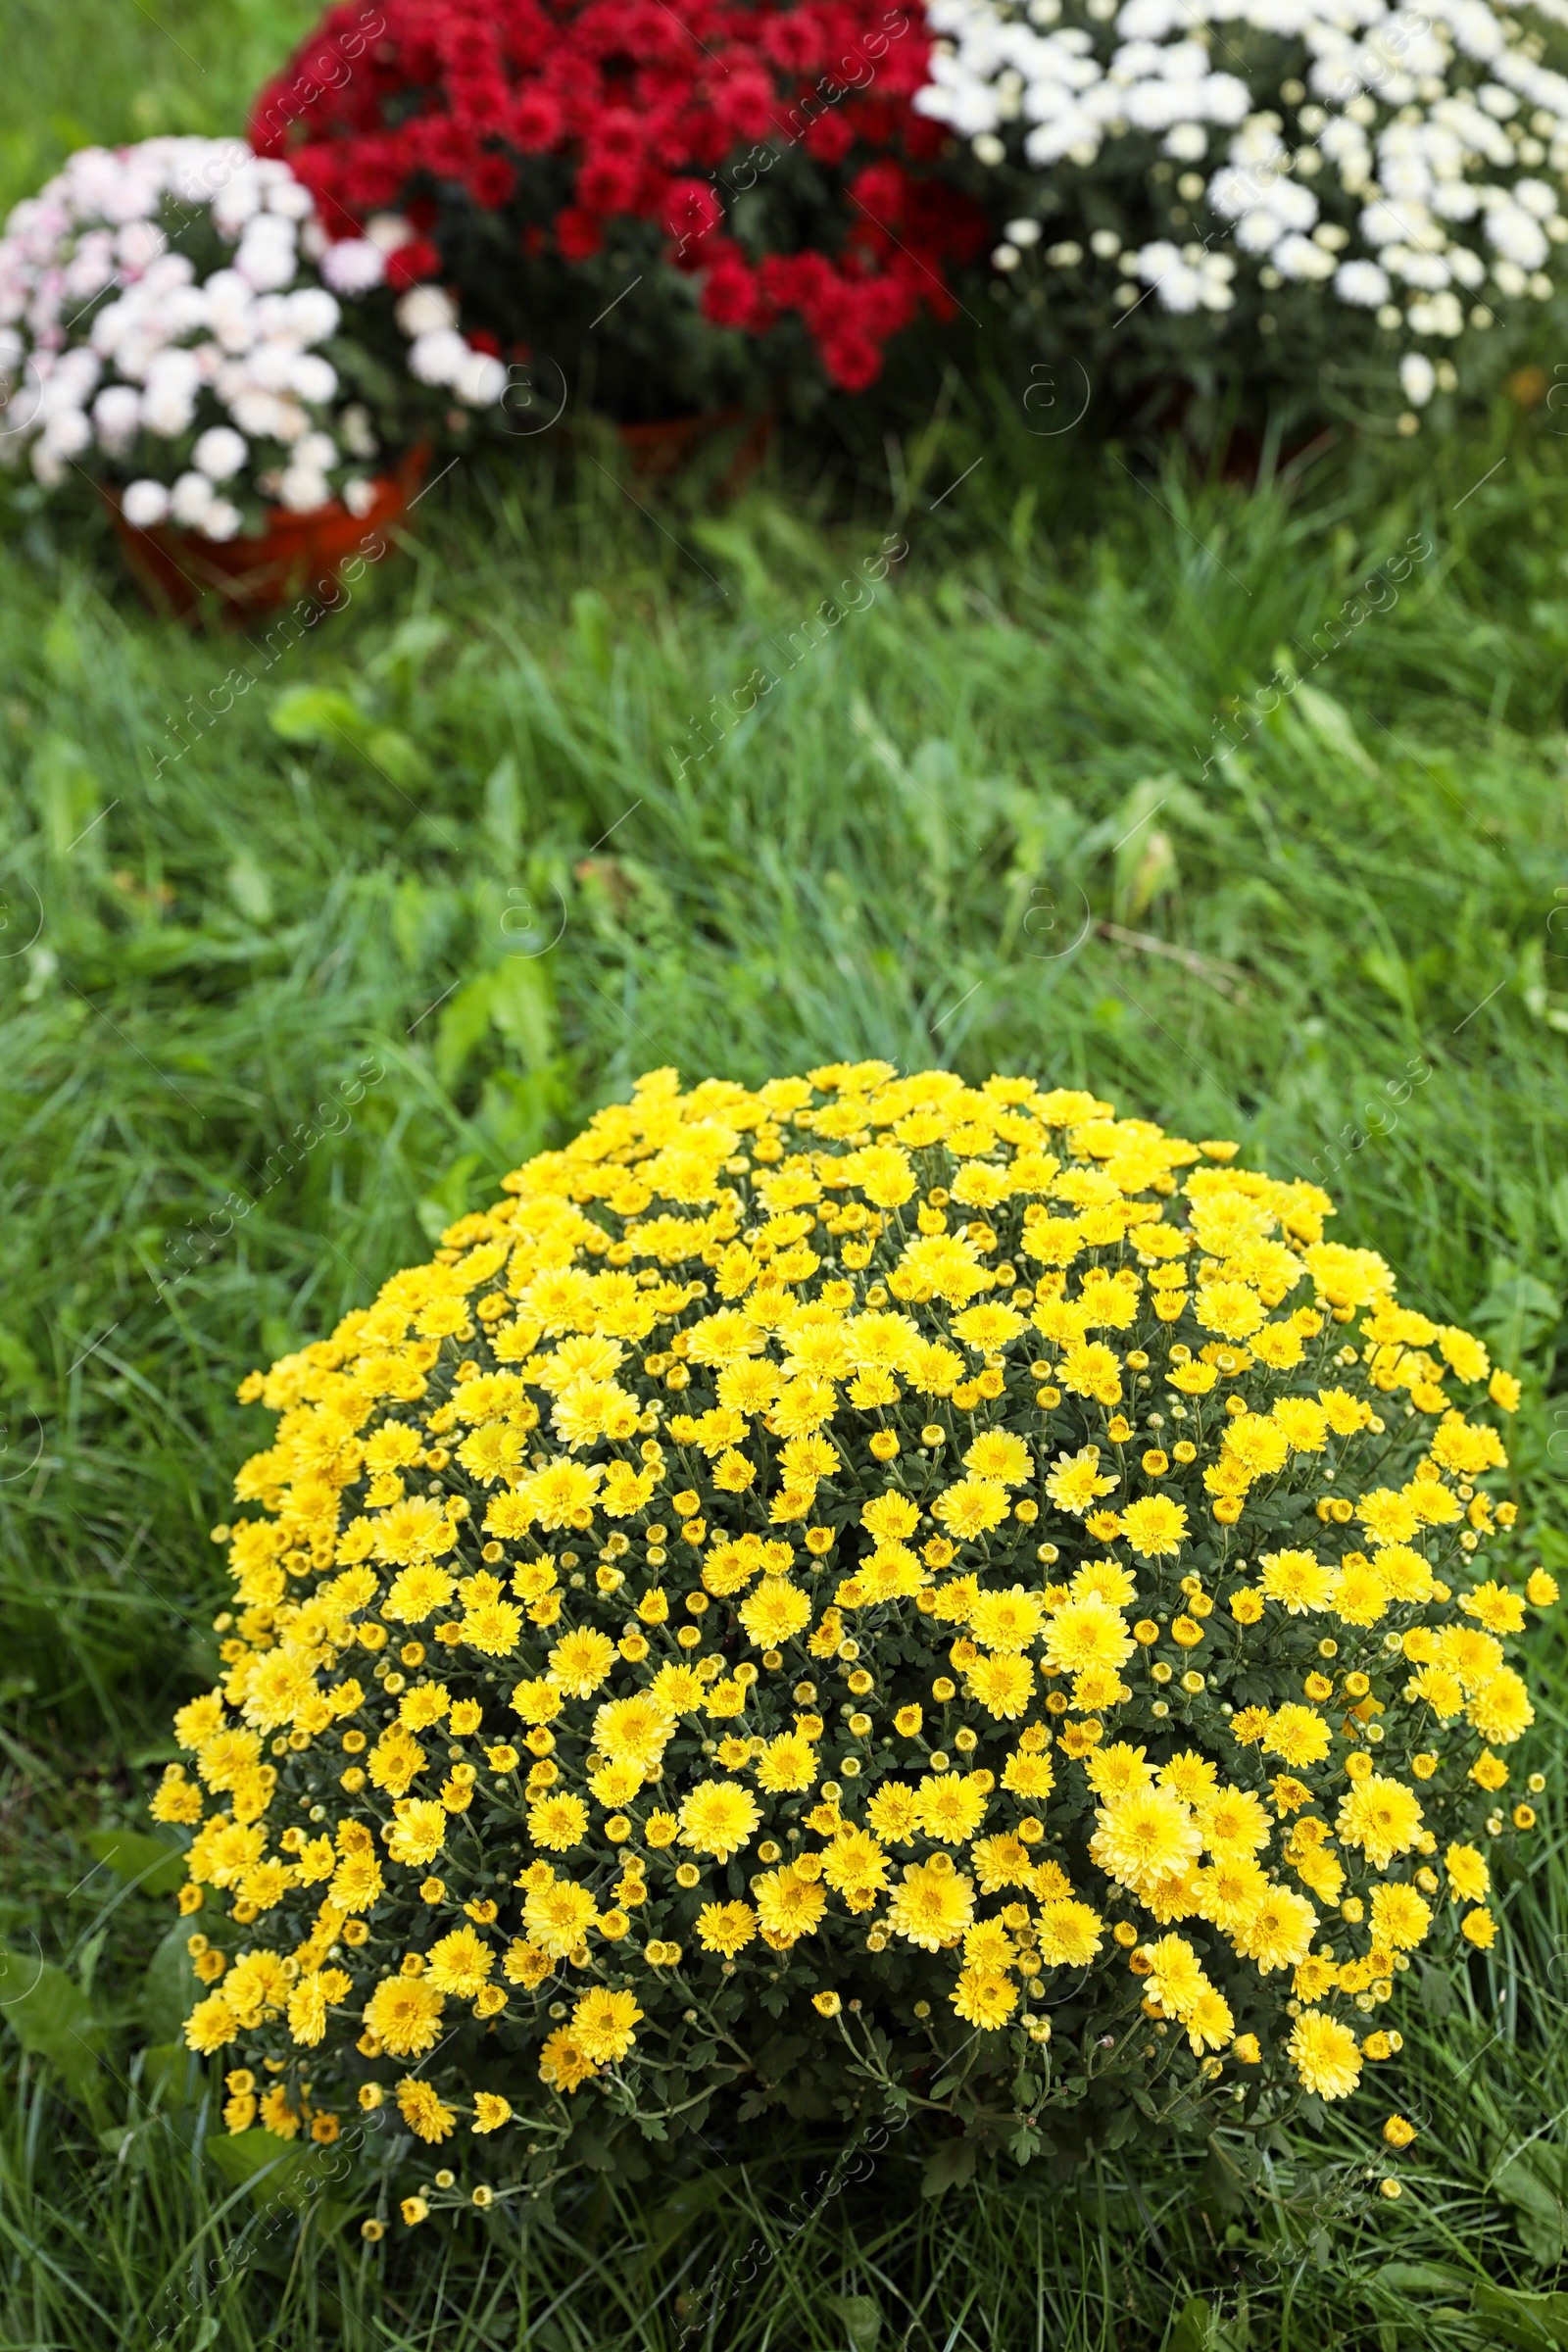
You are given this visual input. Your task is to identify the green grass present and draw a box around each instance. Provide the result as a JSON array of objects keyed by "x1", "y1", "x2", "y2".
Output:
[{"x1": 6, "y1": 3, "x2": 1568, "y2": 2344}]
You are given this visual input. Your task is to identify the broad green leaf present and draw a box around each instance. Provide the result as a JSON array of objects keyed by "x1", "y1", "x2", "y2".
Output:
[
  {"x1": 270, "y1": 686, "x2": 366, "y2": 747},
  {"x1": 140, "y1": 1920, "x2": 199, "y2": 2044},
  {"x1": 0, "y1": 1942, "x2": 103, "y2": 2101},
  {"x1": 826, "y1": 2292, "x2": 883, "y2": 2352},
  {"x1": 84, "y1": 1829, "x2": 188, "y2": 1898}
]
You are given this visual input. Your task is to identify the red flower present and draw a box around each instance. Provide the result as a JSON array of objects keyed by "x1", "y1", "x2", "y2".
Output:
[
  {"x1": 386, "y1": 236, "x2": 442, "y2": 286},
  {"x1": 510, "y1": 87, "x2": 564, "y2": 150},
  {"x1": 468, "y1": 152, "x2": 518, "y2": 207},
  {"x1": 700, "y1": 258, "x2": 759, "y2": 327},
  {"x1": 578, "y1": 152, "x2": 646, "y2": 212},
  {"x1": 554, "y1": 205, "x2": 605, "y2": 260},
  {"x1": 250, "y1": 0, "x2": 980, "y2": 396},
  {"x1": 820, "y1": 330, "x2": 883, "y2": 390}
]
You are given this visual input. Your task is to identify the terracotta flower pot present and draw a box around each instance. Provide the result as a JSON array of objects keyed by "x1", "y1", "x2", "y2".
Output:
[
  {"x1": 614, "y1": 406, "x2": 773, "y2": 497},
  {"x1": 107, "y1": 445, "x2": 429, "y2": 622}
]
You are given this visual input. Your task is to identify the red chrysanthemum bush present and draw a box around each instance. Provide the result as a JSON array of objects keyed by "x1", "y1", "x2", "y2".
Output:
[{"x1": 251, "y1": 0, "x2": 987, "y2": 404}]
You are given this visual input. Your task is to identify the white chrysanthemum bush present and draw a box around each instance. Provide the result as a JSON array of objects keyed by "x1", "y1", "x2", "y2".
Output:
[
  {"x1": 0, "y1": 137, "x2": 506, "y2": 537},
  {"x1": 914, "y1": 0, "x2": 1568, "y2": 424},
  {"x1": 157, "y1": 1066, "x2": 1548, "y2": 2224}
]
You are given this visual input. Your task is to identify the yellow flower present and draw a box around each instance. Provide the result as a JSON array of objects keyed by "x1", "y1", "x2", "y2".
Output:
[
  {"x1": 570, "y1": 1988, "x2": 642, "y2": 2063},
  {"x1": 1034, "y1": 1899, "x2": 1104, "y2": 1967},
  {"x1": 1119, "y1": 1495, "x2": 1190, "y2": 1560},
  {"x1": 738, "y1": 1577, "x2": 812, "y2": 1648},
  {"x1": 886, "y1": 1860, "x2": 975, "y2": 1951},
  {"x1": 1183, "y1": 1987, "x2": 1235, "y2": 2054},
  {"x1": 526, "y1": 1790, "x2": 589, "y2": 1852},
  {"x1": 397, "y1": 2078, "x2": 457, "y2": 2143},
  {"x1": 753, "y1": 1864, "x2": 828, "y2": 1945},
  {"x1": 538, "y1": 2029, "x2": 599, "y2": 2094},
  {"x1": 1045, "y1": 1447, "x2": 1119, "y2": 1517},
  {"x1": 1259, "y1": 1550, "x2": 1335, "y2": 1615},
  {"x1": 696, "y1": 1901, "x2": 758, "y2": 1956},
  {"x1": 951, "y1": 1968, "x2": 1018, "y2": 2029},
  {"x1": 1468, "y1": 1669, "x2": 1534, "y2": 1746},
  {"x1": 1337, "y1": 1775, "x2": 1424, "y2": 1870},
  {"x1": 1287, "y1": 2011, "x2": 1362, "y2": 2100},
  {"x1": 363, "y1": 1976, "x2": 445, "y2": 2059},
  {"x1": 1383, "y1": 2114, "x2": 1418, "y2": 2148},
  {"x1": 546, "y1": 1628, "x2": 615, "y2": 1697},
  {"x1": 425, "y1": 1928, "x2": 495, "y2": 1999},
  {"x1": 1262, "y1": 1704, "x2": 1331, "y2": 1768},
  {"x1": 1368, "y1": 1883, "x2": 1431, "y2": 1950},
  {"x1": 915, "y1": 1772, "x2": 990, "y2": 1844},
  {"x1": 965, "y1": 1652, "x2": 1036, "y2": 1720},
  {"x1": 678, "y1": 1781, "x2": 761, "y2": 1862},
  {"x1": 1044, "y1": 1594, "x2": 1136, "y2": 1679},
  {"x1": 1461, "y1": 1905, "x2": 1497, "y2": 1949},
  {"x1": 523, "y1": 1879, "x2": 598, "y2": 1958},
  {"x1": 933, "y1": 1476, "x2": 1010, "y2": 1541},
  {"x1": 1230, "y1": 1887, "x2": 1317, "y2": 1974},
  {"x1": 1089, "y1": 1788, "x2": 1202, "y2": 1897},
  {"x1": 174, "y1": 1064, "x2": 1531, "y2": 2180},
  {"x1": 969, "y1": 1586, "x2": 1047, "y2": 1652}
]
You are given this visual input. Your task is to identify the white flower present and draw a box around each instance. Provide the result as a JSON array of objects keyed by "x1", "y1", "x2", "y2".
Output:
[
  {"x1": 265, "y1": 174, "x2": 315, "y2": 221},
  {"x1": 114, "y1": 220, "x2": 166, "y2": 273},
  {"x1": 193, "y1": 423, "x2": 247, "y2": 480},
  {"x1": 246, "y1": 339, "x2": 300, "y2": 393},
  {"x1": 340, "y1": 403, "x2": 377, "y2": 459},
  {"x1": 92, "y1": 382, "x2": 140, "y2": 450},
  {"x1": 228, "y1": 387, "x2": 290, "y2": 439},
  {"x1": 365, "y1": 213, "x2": 415, "y2": 254},
  {"x1": 408, "y1": 327, "x2": 469, "y2": 387},
  {"x1": 171, "y1": 468, "x2": 216, "y2": 525},
  {"x1": 1486, "y1": 203, "x2": 1548, "y2": 269},
  {"x1": 200, "y1": 497, "x2": 243, "y2": 541},
  {"x1": 320, "y1": 238, "x2": 386, "y2": 294},
  {"x1": 285, "y1": 286, "x2": 340, "y2": 343},
  {"x1": 235, "y1": 226, "x2": 298, "y2": 293},
  {"x1": 910, "y1": 0, "x2": 1568, "y2": 398},
  {"x1": 141, "y1": 383, "x2": 195, "y2": 437},
  {"x1": 343, "y1": 476, "x2": 378, "y2": 516},
  {"x1": 1335, "y1": 258, "x2": 1391, "y2": 305},
  {"x1": 288, "y1": 351, "x2": 338, "y2": 405},
  {"x1": 455, "y1": 349, "x2": 508, "y2": 406},
  {"x1": 1399, "y1": 351, "x2": 1437, "y2": 405},
  {"x1": 396, "y1": 285, "x2": 458, "y2": 337},
  {"x1": 1273, "y1": 232, "x2": 1336, "y2": 280},
  {"x1": 277, "y1": 464, "x2": 330, "y2": 513},
  {"x1": 41, "y1": 405, "x2": 91, "y2": 458},
  {"x1": 1408, "y1": 290, "x2": 1465, "y2": 334},
  {"x1": 121, "y1": 475, "x2": 171, "y2": 527}
]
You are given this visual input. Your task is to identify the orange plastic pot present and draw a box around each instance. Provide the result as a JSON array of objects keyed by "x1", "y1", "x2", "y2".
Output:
[{"x1": 107, "y1": 445, "x2": 428, "y2": 621}]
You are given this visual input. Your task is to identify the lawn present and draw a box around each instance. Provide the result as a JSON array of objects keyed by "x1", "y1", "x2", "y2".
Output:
[{"x1": 4, "y1": 4, "x2": 1568, "y2": 2346}]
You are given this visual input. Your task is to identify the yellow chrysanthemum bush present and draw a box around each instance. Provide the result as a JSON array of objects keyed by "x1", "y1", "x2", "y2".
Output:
[{"x1": 158, "y1": 1064, "x2": 1552, "y2": 2219}]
